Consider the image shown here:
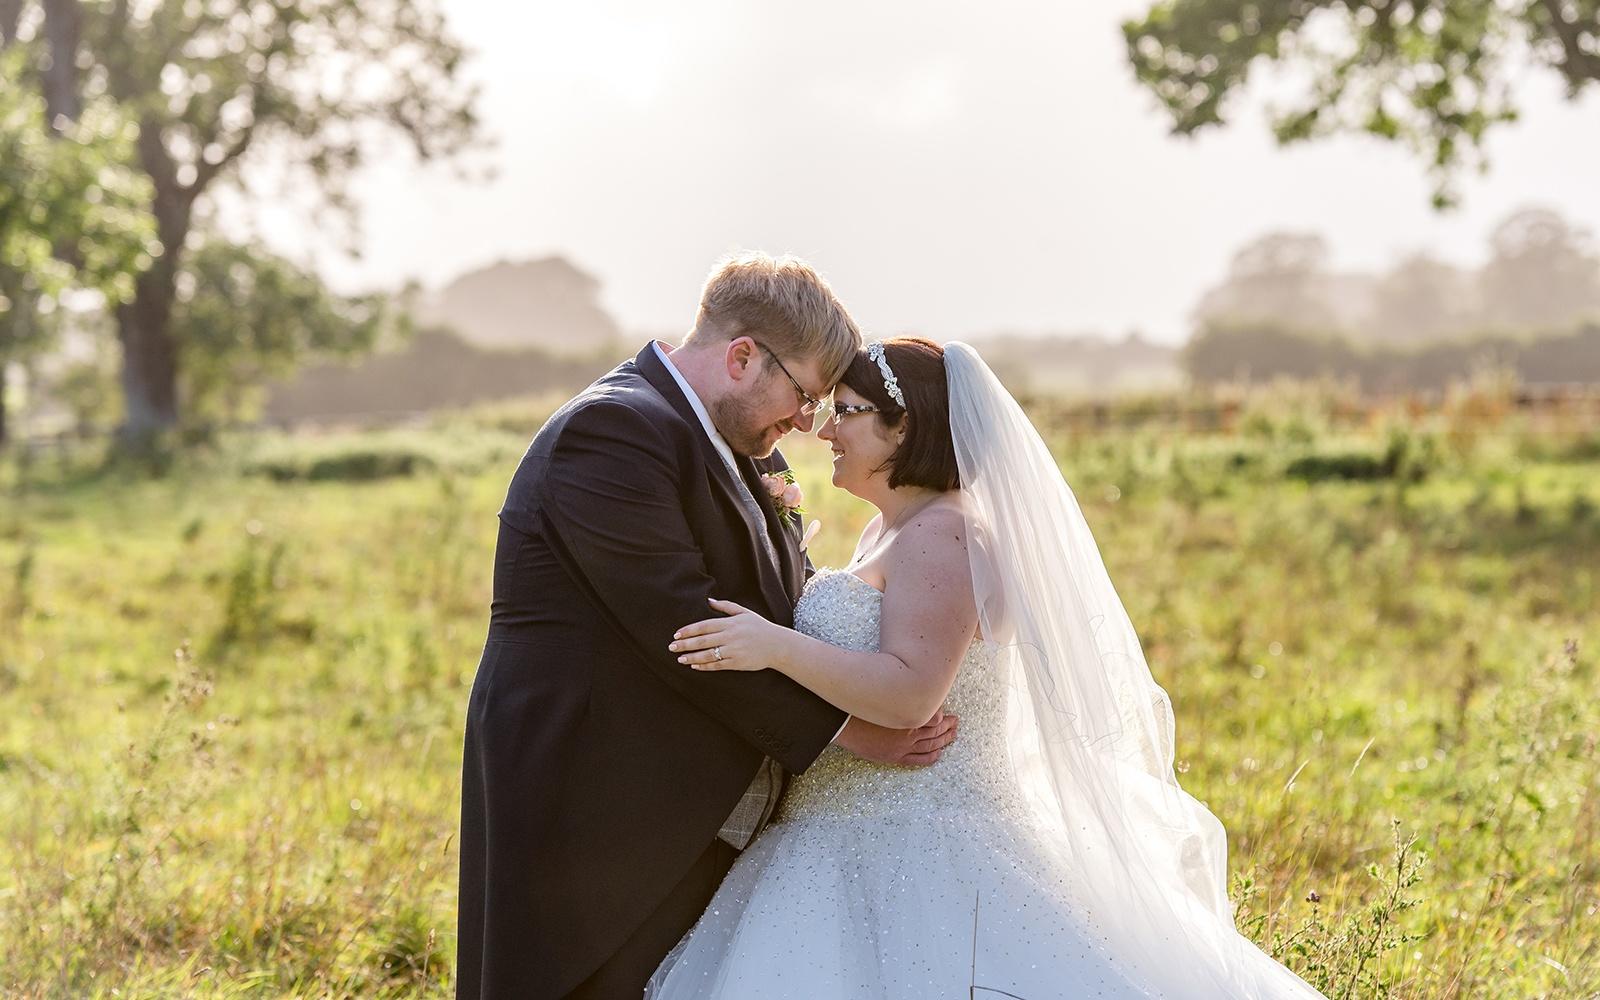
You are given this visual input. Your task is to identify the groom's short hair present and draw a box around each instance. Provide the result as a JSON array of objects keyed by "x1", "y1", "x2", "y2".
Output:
[{"x1": 688, "y1": 251, "x2": 861, "y2": 385}]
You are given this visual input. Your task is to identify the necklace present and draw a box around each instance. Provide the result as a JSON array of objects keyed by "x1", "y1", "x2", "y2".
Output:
[{"x1": 850, "y1": 491, "x2": 943, "y2": 567}]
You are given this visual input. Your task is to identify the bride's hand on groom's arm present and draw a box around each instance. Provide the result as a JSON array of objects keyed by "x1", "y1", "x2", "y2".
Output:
[
  {"x1": 670, "y1": 598, "x2": 793, "y2": 673},
  {"x1": 833, "y1": 712, "x2": 960, "y2": 768},
  {"x1": 669, "y1": 596, "x2": 961, "y2": 765},
  {"x1": 673, "y1": 595, "x2": 959, "y2": 738}
]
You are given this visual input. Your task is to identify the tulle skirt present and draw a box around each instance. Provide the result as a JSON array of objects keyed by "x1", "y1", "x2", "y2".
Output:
[{"x1": 644, "y1": 806, "x2": 1160, "y2": 1000}]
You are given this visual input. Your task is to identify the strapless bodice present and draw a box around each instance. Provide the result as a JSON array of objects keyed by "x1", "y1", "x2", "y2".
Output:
[{"x1": 776, "y1": 569, "x2": 1028, "y2": 826}]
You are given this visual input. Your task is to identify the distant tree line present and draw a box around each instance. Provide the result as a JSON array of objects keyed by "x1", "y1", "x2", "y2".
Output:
[
  {"x1": 1184, "y1": 321, "x2": 1600, "y2": 392},
  {"x1": 262, "y1": 328, "x2": 615, "y2": 424},
  {"x1": 1184, "y1": 206, "x2": 1600, "y2": 390},
  {"x1": 1195, "y1": 208, "x2": 1600, "y2": 346},
  {"x1": 974, "y1": 332, "x2": 1180, "y2": 396}
]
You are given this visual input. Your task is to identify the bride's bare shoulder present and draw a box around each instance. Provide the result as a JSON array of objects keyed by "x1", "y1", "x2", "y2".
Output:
[
  {"x1": 885, "y1": 494, "x2": 976, "y2": 610},
  {"x1": 894, "y1": 494, "x2": 970, "y2": 555}
]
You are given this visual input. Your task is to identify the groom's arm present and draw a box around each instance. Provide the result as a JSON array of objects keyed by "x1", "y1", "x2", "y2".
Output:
[{"x1": 537, "y1": 399, "x2": 846, "y2": 774}]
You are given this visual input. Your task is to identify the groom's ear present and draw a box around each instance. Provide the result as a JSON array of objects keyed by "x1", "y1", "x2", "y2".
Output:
[{"x1": 725, "y1": 336, "x2": 758, "y2": 381}]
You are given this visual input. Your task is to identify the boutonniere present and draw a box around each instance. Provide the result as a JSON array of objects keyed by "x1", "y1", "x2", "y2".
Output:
[{"x1": 759, "y1": 469, "x2": 805, "y2": 519}]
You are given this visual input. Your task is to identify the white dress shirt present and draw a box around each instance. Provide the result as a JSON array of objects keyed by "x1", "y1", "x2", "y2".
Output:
[{"x1": 653, "y1": 341, "x2": 739, "y2": 479}]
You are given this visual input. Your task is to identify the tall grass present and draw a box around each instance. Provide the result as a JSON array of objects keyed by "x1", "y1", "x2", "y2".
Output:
[{"x1": 1, "y1": 384, "x2": 1596, "y2": 997}]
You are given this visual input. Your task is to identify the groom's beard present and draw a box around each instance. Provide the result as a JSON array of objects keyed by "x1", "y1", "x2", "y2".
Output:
[{"x1": 712, "y1": 392, "x2": 788, "y2": 459}]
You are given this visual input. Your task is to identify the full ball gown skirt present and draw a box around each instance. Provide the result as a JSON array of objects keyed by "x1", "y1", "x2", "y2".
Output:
[{"x1": 644, "y1": 568, "x2": 1164, "y2": 999}]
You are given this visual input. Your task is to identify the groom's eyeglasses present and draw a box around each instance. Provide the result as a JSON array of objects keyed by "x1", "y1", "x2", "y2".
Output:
[{"x1": 753, "y1": 342, "x2": 827, "y2": 418}]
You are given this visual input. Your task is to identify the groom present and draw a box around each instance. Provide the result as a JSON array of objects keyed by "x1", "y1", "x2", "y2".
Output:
[{"x1": 457, "y1": 252, "x2": 960, "y2": 1000}]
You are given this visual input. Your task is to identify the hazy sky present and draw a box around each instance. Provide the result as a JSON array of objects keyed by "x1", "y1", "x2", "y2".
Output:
[{"x1": 254, "y1": 0, "x2": 1600, "y2": 346}]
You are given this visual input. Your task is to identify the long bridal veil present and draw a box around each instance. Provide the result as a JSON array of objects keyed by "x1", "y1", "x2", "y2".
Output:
[{"x1": 945, "y1": 342, "x2": 1324, "y2": 998}]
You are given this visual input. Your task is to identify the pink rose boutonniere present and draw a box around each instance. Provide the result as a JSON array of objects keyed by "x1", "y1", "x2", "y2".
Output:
[{"x1": 760, "y1": 470, "x2": 805, "y2": 519}]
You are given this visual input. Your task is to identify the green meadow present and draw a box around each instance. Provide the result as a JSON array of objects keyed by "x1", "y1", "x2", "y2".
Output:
[{"x1": 2, "y1": 387, "x2": 1596, "y2": 998}]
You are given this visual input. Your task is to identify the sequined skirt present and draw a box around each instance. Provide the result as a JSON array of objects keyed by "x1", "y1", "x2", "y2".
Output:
[{"x1": 644, "y1": 756, "x2": 1160, "y2": 1000}]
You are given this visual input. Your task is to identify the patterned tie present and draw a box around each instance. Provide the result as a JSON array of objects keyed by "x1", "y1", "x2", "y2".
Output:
[
  {"x1": 730, "y1": 470, "x2": 781, "y2": 571},
  {"x1": 716, "y1": 463, "x2": 784, "y2": 850}
]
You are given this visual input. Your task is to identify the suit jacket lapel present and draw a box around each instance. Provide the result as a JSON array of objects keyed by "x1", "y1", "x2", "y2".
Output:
[
  {"x1": 633, "y1": 344, "x2": 792, "y2": 618},
  {"x1": 741, "y1": 456, "x2": 803, "y2": 604}
]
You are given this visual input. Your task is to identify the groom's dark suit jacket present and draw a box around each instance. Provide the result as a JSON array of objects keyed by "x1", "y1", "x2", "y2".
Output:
[{"x1": 457, "y1": 344, "x2": 847, "y2": 999}]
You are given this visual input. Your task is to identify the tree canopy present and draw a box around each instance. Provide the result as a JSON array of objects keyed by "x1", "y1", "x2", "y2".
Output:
[
  {"x1": 9, "y1": 0, "x2": 481, "y2": 448},
  {"x1": 1124, "y1": 0, "x2": 1600, "y2": 206},
  {"x1": 0, "y1": 43, "x2": 151, "y2": 443}
]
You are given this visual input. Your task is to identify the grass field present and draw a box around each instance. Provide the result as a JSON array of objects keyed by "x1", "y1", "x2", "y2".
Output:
[{"x1": 2, "y1": 389, "x2": 1596, "y2": 998}]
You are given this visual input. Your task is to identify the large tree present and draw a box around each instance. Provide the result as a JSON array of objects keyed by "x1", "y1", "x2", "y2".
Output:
[
  {"x1": 0, "y1": 42, "x2": 150, "y2": 447},
  {"x1": 34, "y1": 0, "x2": 478, "y2": 447},
  {"x1": 1124, "y1": 0, "x2": 1600, "y2": 207}
]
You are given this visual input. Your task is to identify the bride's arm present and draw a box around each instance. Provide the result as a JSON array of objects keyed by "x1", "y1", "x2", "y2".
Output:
[{"x1": 670, "y1": 506, "x2": 977, "y2": 730}]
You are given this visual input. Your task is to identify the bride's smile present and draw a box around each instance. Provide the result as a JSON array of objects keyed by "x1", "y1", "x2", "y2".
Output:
[{"x1": 816, "y1": 385, "x2": 901, "y2": 492}]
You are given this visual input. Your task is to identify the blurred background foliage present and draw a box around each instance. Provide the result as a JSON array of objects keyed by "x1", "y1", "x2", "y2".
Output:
[
  {"x1": 2, "y1": 0, "x2": 1598, "y2": 996},
  {"x1": 1125, "y1": 0, "x2": 1600, "y2": 207}
]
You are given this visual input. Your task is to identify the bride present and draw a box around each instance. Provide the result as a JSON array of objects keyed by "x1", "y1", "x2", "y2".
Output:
[{"x1": 648, "y1": 338, "x2": 1325, "y2": 999}]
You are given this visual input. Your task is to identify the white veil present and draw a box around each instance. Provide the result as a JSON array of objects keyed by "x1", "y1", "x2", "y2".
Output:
[{"x1": 945, "y1": 342, "x2": 1324, "y2": 998}]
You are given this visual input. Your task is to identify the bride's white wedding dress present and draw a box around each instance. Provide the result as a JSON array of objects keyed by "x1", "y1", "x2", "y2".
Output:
[
  {"x1": 645, "y1": 568, "x2": 1160, "y2": 999},
  {"x1": 649, "y1": 342, "x2": 1324, "y2": 999}
]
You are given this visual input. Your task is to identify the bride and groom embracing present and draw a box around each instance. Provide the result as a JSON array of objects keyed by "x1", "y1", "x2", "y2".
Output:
[{"x1": 456, "y1": 253, "x2": 1325, "y2": 999}]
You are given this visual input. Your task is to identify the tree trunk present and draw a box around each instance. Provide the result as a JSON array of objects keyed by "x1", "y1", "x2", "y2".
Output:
[
  {"x1": 116, "y1": 117, "x2": 192, "y2": 448},
  {"x1": 41, "y1": 0, "x2": 81, "y2": 127},
  {"x1": 115, "y1": 267, "x2": 181, "y2": 444},
  {"x1": 0, "y1": 363, "x2": 9, "y2": 450}
]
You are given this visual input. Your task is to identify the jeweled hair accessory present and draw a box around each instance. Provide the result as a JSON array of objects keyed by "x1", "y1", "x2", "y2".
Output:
[{"x1": 867, "y1": 341, "x2": 907, "y2": 409}]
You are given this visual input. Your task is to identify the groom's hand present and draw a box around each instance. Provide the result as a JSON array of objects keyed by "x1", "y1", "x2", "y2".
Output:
[{"x1": 834, "y1": 710, "x2": 959, "y2": 767}]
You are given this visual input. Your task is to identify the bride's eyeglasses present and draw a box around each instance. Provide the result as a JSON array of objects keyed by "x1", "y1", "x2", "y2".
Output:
[{"x1": 810, "y1": 400, "x2": 882, "y2": 436}]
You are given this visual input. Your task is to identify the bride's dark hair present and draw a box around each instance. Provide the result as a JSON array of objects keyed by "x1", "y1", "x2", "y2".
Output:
[{"x1": 838, "y1": 336, "x2": 959, "y2": 492}]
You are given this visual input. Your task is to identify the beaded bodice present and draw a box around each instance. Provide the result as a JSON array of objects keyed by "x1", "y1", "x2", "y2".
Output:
[{"x1": 776, "y1": 568, "x2": 1026, "y2": 824}]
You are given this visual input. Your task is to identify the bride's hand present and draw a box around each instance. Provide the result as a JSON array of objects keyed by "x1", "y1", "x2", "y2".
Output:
[{"x1": 670, "y1": 599, "x2": 786, "y2": 672}]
